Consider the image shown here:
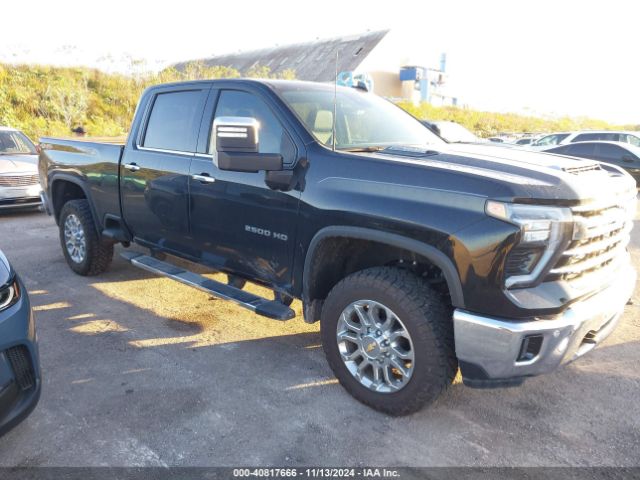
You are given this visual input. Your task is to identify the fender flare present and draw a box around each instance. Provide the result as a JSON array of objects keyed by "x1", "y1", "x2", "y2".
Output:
[
  {"x1": 302, "y1": 226, "x2": 464, "y2": 308},
  {"x1": 49, "y1": 174, "x2": 100, "y2": 234}
]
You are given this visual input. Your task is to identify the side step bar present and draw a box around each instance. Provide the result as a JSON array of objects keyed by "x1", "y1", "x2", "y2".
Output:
[{"x1": 121, "y1": 252, "x2": 295, "y2": 321}]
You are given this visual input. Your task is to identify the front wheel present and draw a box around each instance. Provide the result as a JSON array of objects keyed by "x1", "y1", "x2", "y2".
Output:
[
  {"x1": 59, "y1": 199, "x2": 113, "y2": 276},
  {"x1": 320, "y1": 267, "x2": 457, "y2": 415}
]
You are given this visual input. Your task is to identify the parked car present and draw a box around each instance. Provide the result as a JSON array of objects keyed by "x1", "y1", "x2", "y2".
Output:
[
  {"x1": 532, "y1": 131, "x2": 640, "y2": 149},
  {"x1": 0, "y1": 250, "x2": 40, "y2": 436},
  {"x1": 0, "y1": 127, "x2": 42, "y2": 210},
  {"x1": 530, "y1": 132, "x2": 572, "y2": 148},
  {"x1": 512, "y1": 137, "x2": 537, "y2": 146},
  {"x1": 566, "y1": 131, "x2": 640, "y2": 146},
  {"x1": 420, "y1": 120, "x2": 484, "y2": 144},
  {"x1": 544, "y1": 141, "x2": 640, "y2": 185},
  {"x1": 39, "y1": 79, "x2": 636, "y2": 415}
]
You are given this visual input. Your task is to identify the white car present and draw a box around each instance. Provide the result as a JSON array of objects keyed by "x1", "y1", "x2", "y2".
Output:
[
  {"x1": 0, "y1": 127, "x2": 42, "y2": 210},
  {"x1": 531, "y1": 130, "x2": 640, "y2": 149},
  {"x1": 511, "y1": 137, "x2": 539, "y2": 146}
]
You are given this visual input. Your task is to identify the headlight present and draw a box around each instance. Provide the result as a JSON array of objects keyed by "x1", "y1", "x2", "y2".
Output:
[
  {"x1": 486, "y1": 201, "x2": 573, "y2": 288},
  {"x1": 0, "y1": 280, "x2": 19, "y2": 311}
]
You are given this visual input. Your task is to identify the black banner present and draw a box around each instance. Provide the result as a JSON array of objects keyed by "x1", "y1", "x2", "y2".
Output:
[{"x1": 0, "y1": 468, "x2": 638, "y2": 480}]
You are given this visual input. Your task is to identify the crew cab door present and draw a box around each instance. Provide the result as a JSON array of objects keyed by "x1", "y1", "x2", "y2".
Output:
[
  {"x1": 188, "y1": 88, "x2": 302, "y2": 288},
  {"x1": 120, "y1": 85, "x2": 210, "y2": 251}
]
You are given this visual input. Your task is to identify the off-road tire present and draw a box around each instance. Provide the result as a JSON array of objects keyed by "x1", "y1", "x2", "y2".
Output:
[
  {"x1": 320, "y1": 267, "x2": 457, "y2": 415},
  {"x1": 59, "y1": 199, "x2": 113, "y2": 276}
]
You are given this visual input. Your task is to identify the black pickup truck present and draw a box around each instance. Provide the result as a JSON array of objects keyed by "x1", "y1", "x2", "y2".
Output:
[{"x1": 39, "y1": 79, "x2": 637, "y2": 415}]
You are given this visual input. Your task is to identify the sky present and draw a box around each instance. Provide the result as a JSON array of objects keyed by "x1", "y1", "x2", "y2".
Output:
[{"x1": 1, "y1": 0, "x2": 639, "y2": 124}]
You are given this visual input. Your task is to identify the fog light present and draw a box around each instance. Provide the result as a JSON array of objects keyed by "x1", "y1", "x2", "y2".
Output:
[
  {"x1": 505, "y1": 247, "x2": 543, "y2": 276},
  {"x1": 517, "y1": 334, "x2": 544, "y2": 362}
]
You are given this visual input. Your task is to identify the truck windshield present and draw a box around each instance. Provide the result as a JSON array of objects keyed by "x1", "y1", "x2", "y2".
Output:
[
  {"x1": 278, "y1": 86, "x2": 444, "y2": 151},
  {"x1": 0, "y1": 130, "x2": 37, "y2": 155}
]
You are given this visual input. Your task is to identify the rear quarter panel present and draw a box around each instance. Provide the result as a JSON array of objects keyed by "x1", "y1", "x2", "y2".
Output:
[{"x1": 39, "y1": 139, "x2": 123, "y2": 228}]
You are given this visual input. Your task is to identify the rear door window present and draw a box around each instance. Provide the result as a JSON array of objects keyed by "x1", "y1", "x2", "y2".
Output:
[
  {"x1": 572, "y1": 133, "x2": 619, "y2": 142},
  {"x1": 571, "y1": 133, "x2": 595, "y2": 142},
  {"x1": 595, "y1": 144, "x2": 628, "y2": 164},
  {"x1": 566, "y1": 142, "x2": 597, "y2": 157},
  {"x1": 143, "y1": 90, "x2": 208, "y2": 152},
  {"x1": 624, "y1": 134, "x2": 640, "y2": 147}
]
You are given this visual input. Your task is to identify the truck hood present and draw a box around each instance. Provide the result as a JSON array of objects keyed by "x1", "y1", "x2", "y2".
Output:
[
  {"x1": 443, "y1": 143, "x2": 594, "y2": 171},
  {"x1": 0, "y1": 154, "x2": 38, "y2": 174},
  {"x1": 372, "y1": 143, "x2": 636, "y2": 204}
]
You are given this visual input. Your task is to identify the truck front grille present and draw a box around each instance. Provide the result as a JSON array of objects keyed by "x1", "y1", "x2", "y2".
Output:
[
  {"x1": 547, "y1": 194, "x2": 636, "y2": 282},
  {"x1": 0, "y1": 174, "x2": 39, "y2": 187},
  {"x1": 6, "y1": 345, "x2": 35, "y2": 391}
]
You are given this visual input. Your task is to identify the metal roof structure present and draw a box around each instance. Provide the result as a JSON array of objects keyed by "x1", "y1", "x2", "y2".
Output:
[{"x1": 174, "y1": 30, "x2": 390, "y2": 82}]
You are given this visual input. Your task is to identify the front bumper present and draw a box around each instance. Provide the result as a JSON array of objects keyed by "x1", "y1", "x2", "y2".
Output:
[
  {"x1": 0, "y1": 185, "x2": 42, "y2": 210},
  {"x1": 0, "y1": 276, "x2": 41, "y2": 436},
  {"x1": 453, "y1": 262, "x2": 636, "y2": 386}
]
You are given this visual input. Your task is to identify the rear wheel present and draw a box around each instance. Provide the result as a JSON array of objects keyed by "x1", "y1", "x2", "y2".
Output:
[
  {"x1": 320, "y1": 267, "x2": 456, "y2": 415},
  {"x1": 59, "y1": 199, "x2": 113, "y2": 276}
]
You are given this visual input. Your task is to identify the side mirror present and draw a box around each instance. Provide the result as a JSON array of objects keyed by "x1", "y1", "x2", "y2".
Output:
[
  {"x1": 622, "y1": 154, "x2": 635, "y2": 163},
  {"x1": 212, "y1": 116, "x2": 283, "y2": 173}
]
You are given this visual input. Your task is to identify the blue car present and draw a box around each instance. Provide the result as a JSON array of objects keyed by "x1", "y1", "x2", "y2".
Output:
[{"x1": 0, "y1": 250, "x2": 40, "y2": 436}]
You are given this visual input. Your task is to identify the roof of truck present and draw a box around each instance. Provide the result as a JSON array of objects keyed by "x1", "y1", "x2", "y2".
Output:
[{"x1": 145, "y1": 78, "x2": 344, "y2": 93}]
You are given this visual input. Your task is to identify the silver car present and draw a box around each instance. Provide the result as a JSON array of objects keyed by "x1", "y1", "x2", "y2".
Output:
[{"x1": 0, "y1": 127, "x2": 41, "y2": 210}]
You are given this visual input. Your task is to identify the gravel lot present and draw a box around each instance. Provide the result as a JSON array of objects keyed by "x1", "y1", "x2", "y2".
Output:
[{"x1": 0, "y1": 209, "x2": 639, "y2": 467}]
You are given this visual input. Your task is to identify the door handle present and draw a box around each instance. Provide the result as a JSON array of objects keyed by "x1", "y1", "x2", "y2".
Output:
[
  {"x1": 192, "y1": 173, "x2": 216, "y2": 184},
  {"x1": 124, "y1": 163, "x2": 141, "y2": 172}
]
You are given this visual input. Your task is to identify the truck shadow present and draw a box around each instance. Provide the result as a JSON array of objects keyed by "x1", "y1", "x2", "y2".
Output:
[
  {"x1": 19, "y1": 256, "x2": 640, "y2": 466},
  {"x1": 28, "y1": 248, "x2": 640, "y2": 406}
]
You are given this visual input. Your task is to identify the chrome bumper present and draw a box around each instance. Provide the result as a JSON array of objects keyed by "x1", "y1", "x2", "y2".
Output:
[
  {"x1": 453, "y1": 263, "x2": 636, "y2": 381},
  {"x1": 0, "y1": 185, "x2": 42, "y2": 200},
  {"x1": 0, "y1": 185, "x2": 42, "y2": 210}
]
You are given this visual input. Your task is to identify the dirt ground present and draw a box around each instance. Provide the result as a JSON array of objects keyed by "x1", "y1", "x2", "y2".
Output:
[{"x1": 0, "y1": 209, "x2": 638, "y2": 466}]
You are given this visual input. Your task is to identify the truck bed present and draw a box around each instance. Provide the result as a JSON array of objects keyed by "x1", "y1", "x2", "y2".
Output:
[{"x1": 39, "y1": 137, "x2": 124, "y2": 228}]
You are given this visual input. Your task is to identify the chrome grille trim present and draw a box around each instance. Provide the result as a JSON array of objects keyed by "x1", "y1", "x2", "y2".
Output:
[
  {"x1": 562, "y1": 224, "x2": 631, "y2": 257},
  {"x1": 548, "y1": 192, "x2": 636, "y2": 282},
  {"x1": 550, "y1": 244, "x2": 626, "y2": 276},
  {"x1": 572, "y1": 207, "x2": 629, "y2": 240},
  {"x1": 0, "y1": 174, "x2": 39, "y2": 187}
]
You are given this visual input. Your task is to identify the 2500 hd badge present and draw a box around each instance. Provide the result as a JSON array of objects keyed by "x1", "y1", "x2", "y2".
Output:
[{"x1": 245, "y1": 224, "x2": 289, "y2": 241}]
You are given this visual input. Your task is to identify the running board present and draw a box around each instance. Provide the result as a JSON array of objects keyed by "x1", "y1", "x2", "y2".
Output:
[{"x1": 120, "y1": 252, "x2": 295, "y2": 321}]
